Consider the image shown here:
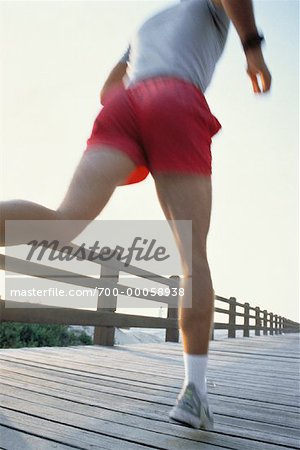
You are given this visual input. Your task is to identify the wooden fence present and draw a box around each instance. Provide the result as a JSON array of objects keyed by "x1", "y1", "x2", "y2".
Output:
[
  {"x1": 0, "y1": 250, "x2": 299, "y2": 345},
  {"x1": 212, "y1": 295, "x2": 299, "y2": 339}
]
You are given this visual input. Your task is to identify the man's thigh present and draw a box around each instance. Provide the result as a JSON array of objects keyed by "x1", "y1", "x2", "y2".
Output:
[
  {"x1": 154, "y1": 174, "x2": 212, "y2": 259},
  {"x1": 58, "y1": 148, "x2": 136, "y2": 220}
]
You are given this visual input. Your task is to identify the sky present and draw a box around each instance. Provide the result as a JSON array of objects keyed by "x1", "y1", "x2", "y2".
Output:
[{"x1": 0, "y1": 0, "x2": 299, "y2": 322}]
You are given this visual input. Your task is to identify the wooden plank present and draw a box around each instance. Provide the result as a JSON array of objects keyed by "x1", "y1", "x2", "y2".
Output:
[
  {"x1": 1, "y1": 307, "x2": 178, "y2": 328},
  {"x1": 2, "y1": 342, "x2": 296, "y2": 396},
  {"x1": 110, "y1": 338, "x2": 300, "y2": 358},
  {"x1": 0, "y1": 409, "x2": 153, "y2": 450},
  {"x1": 59, "y1": 243, "x2": 180, "y2": 288},
  {"x1": 2, "y1": 389, "x2": 298, "y2": 449},
  {"x1": 0, "y1": 403, "x2": 226, "y2": 450},
  {"x1": 0, "y1": 252, "x2": 180, "y2": 289},
  {"x1": 0, "y1": 335, "x2": 299, "y2": 449},
  {"x1": 0, "y1": 357, "x2": 177, "y2": 394},
  {"x1": 210, "y1": 347, "x2": 300, "y2": 360},
  {"x1": 0, "y1": 361, "x2": 298, "y2": 418},
  {"x1": 0, "y1": 355, "x2": 300, "y2": 396},
  {"x1": 4, "y1": 338, "x2": 297, "y2": 364},
  {"x1": 0, "y1": 348, "x2": 298, "y2": 396},
  {"x1": 2, "y1": 255, "x2": 100, "y2": 289},
  {"x1": 24, "y1": 344, "x2": 300, "y2": 376},
  {"x1": 1, "y1": 347, "x2": 298, "y2": 390},
  {"x1": 0, "y1": 425, "x2": 76, "y2": 450},
  {"x1": 105, "y1": 335, "x2": 299, "y2": 356},
  {"x1": 1, "y1": 365, "x2": 299, "y2": 412},
  {"x1": 1, "y1": 366, "x2": 299, "y2": 446},
  {"x1": 0, "y1": 354, "x2": 297, "y2": 405},
  {"x1": 0, "y1": 352, "x2": 187, "y2": 389},
  {"x1": 1, "y1": 377, "x2": 299, "y2": 430},
  {"x1": 70, "y1": 341, "x2": 300, "y2": 366},
  {"x1": 1, "y1": 395, "x2": 296, "y2": 450}
]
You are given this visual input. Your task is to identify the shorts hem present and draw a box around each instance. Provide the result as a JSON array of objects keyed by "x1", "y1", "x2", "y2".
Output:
[
  {"x1": 150, "y1": 168, "x2": 212, "y2": 177},
  {"x1": 85, "y1": 141, "x2": 146, "y2": 168}
]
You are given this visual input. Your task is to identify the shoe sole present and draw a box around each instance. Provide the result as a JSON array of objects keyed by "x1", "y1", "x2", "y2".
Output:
[{"x1": 169, "y1": 407, "x2": 214, "y2": 430}]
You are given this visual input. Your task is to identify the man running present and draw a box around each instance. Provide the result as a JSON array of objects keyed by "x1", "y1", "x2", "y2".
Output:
[{"x1": 0, "y1": 0, "x2": 271, "y2": 429}]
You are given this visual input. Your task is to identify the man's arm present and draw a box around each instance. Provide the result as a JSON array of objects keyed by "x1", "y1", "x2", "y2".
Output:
[
  {"x1": 216, "y1": 0, "x2": 272, "y2": 94},
  {"x1": 100, "y1": 61, "x2": 128, "y2": 104}
]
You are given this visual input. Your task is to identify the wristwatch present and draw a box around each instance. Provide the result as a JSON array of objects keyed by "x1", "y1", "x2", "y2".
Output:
[{"x1": 242, "y1": 32, "x2": 265, "y2": 52}]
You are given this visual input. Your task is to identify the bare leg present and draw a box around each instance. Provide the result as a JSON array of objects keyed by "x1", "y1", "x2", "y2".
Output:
[
  {"x1": 154, "y1": 173, "x2": 213, "y2": 355},
  {"x1": 0, "y1": 148, "x2": 136, "y2": 246}
]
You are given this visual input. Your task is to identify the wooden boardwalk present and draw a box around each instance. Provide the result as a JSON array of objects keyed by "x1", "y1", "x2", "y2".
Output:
[{"x1": 0, "y1": 334, "x2": 299, "y2": 450}]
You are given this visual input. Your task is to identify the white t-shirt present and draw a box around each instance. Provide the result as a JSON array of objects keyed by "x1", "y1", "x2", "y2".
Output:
[{"x1": 119, "y1": 0, "x2": 230, "y2": 93}]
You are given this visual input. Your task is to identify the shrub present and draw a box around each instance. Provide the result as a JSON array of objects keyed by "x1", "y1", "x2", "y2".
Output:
[{"x1": 0, "y1": 322, "x2": 92, "y2": 348}]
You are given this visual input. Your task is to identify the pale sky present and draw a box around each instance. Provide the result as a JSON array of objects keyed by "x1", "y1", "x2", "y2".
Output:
[{"x1": 0, "y1": 1, "x2": 299, "y2": 322}]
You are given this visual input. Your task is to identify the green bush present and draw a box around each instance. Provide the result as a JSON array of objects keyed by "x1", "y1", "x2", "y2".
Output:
[{"x1": 0, "y1": 322, "x2": 92, "y2": 348}]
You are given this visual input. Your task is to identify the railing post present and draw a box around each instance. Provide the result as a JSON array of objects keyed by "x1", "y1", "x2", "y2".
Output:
[
  {"x1": 228, "y1": 297, "x2": 237, "y2": 338},
  {"x1": 0, "y1": 298, "x2": 4, "y2": 323},
  {"x1": 166, "y1": 276, "x2": 179, "y2": 343},
  {"x1": 94, "y1": 265, "x2": 119, "y2": 346},
  {"x1": 244, "y1": 302, "x2": 250, "y2": 337},
  {"x1": 166, "y1": 307, "x2": 179, "y2": 342},
  {"x1": 263, "y1": 310, "x2": 268, "y2": 335},
  {"x1": 269, "y1": 312, "x2": 274, "y2": 335},
  {"x1": 210, "y1": 290, "x2": 216, "y2": 341},
  {"x1": 282, "y1": 316, "x2": 286, "y2": 334},
  {"x1": 210, "y1": 323, "x2": 214, "y2": 341},
  {"x1": 274, "y1": 314, "x2": 278, "y2": 335},
  {"x1": 255, "y1": 306, "x2": 261, "y2": 336},
  {"x1": 278, "y1": 316, "x2": 283, "y2": 334},
  {"x1": 282, "y1": 317, "x2": 286, "y2": 333}
]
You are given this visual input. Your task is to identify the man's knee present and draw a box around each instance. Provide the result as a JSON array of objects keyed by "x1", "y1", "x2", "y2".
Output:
[
  {"x1": 182, "y1": 250, "x2": 210, "y2": 279},
  {"x1": 52, "y1": 208, "x2": 91, "y2": 243}
]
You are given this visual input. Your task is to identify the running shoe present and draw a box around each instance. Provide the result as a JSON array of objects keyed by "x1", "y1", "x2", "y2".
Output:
[{"x1": 169, "y1": 383, "x2": 214, "y2": 430}]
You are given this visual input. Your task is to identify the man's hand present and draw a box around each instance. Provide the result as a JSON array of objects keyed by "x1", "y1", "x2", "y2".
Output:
[
  {"x1": 219, "y1": 1, "x2": 272, "y2": 94},
  {"x1": 245, "y1": 47, "x2": 272, "y2": 94}
]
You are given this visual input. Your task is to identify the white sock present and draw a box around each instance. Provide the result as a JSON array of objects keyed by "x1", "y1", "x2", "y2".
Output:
[{"x1": 183, "y1": 353, "x2": 208, "y2": 397}]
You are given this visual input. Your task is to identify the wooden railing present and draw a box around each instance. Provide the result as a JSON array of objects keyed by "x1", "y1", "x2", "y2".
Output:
[
  {"x1": 212, "y1": 295, "x2": 300, "y2": 339},
  {"x1": 0, "y1": 252, "x2": 299, "y2": 345},
  {"x1": 0, "y1": 251, "x2": 180, "y2": 346}
]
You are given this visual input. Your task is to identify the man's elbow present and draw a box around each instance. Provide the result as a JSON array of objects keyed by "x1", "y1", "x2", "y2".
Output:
[{"x1": 99, "y1": 88, "x2": 106, "y2": 105}]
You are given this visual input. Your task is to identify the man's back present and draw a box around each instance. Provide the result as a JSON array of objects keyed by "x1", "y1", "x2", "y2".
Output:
[{"x1": 124, "y1": 0, "x2": 229, "y2": 92}]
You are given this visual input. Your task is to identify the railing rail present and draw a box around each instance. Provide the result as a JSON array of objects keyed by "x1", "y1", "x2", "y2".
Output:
[
  {"x1": 0, "y1": 252, "x2": 299, "y2": 345},
  {"x1": 212, "y1": 295, "x2": 300, "y2": 337}
]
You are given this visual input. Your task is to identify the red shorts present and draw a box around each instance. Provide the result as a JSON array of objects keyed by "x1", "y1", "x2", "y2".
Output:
[{"x1": 86, "y1": 77, "x2": 221, "y2": 186}]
